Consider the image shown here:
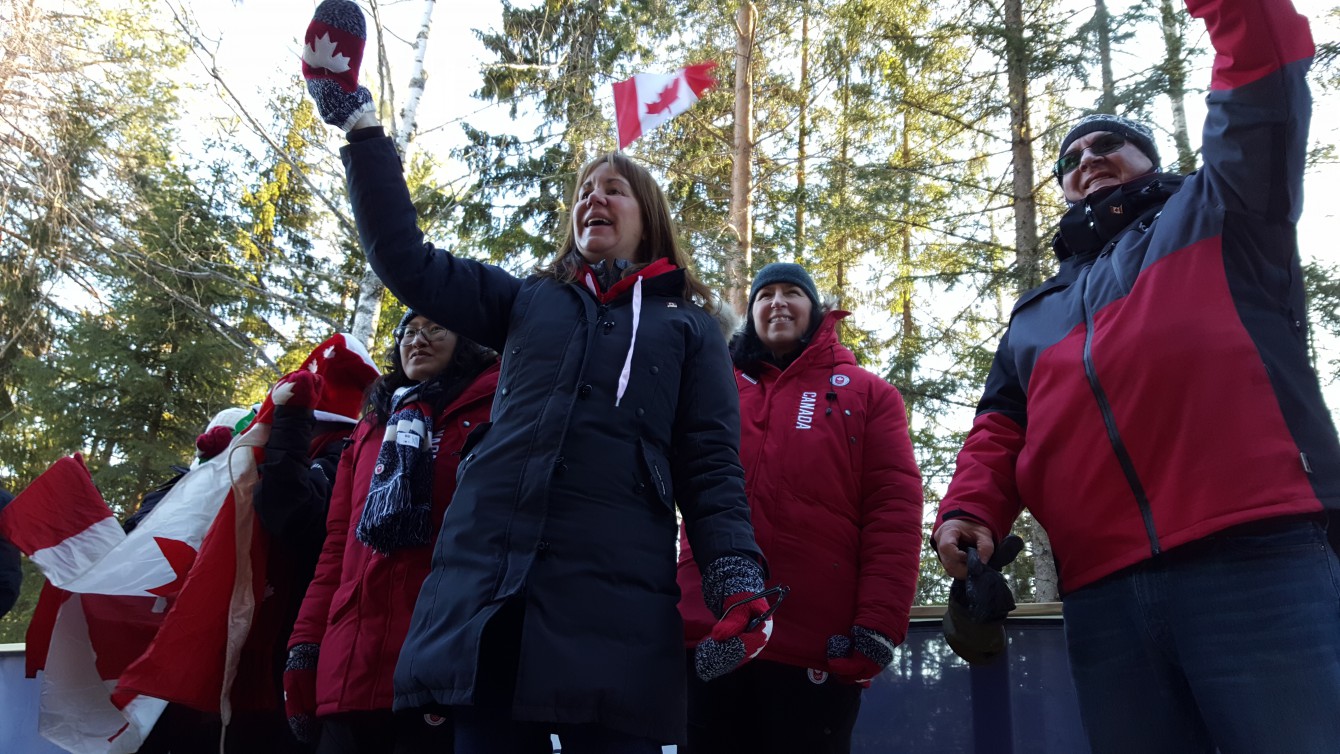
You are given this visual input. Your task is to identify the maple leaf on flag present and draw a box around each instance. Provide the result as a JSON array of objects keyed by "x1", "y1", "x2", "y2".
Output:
[
  {"x1": 146, "y1": 537, "x2": 197, "y2": 599},
  {"x1": 644, "y1": 81, "x2": 681, "y2": 115},
  {"x1": 612, "y1": 62, "x2": 715, "y2": 149},
  {"x1": 303, "y1": 32, "x2": 351, "y2": 74}
]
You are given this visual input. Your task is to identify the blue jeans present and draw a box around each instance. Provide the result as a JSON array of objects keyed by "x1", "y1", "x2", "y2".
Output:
[{"x1": 1062, "y1": 516, "x2": 1340, "y2": 754}]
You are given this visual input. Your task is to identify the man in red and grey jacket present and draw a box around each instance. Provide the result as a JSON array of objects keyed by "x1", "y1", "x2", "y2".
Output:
[{"x1": 933, "y1": 0, "x2": 1340, "y2": 750}]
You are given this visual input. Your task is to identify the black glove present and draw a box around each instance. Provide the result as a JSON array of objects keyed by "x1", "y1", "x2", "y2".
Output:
[
  {"x1": 942, "y1": 534, "x2": 1024, "y2": 665},
  {"x1": 302, "y1": 0, "x2": 375, "y2": 130}
]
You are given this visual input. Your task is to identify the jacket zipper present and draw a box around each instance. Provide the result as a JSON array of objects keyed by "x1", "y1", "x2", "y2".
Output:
[{"x1": 1078, "y1": 265, "x2": 1161, "y2": 556}]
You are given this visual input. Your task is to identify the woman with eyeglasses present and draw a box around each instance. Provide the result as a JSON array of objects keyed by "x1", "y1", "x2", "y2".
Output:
[{"x1": 284, "y1": 311, "x2": 498, "y2": 753}]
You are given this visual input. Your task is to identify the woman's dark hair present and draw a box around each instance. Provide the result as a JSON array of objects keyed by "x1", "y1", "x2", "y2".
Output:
[
  {"x1": 730, "y1": 302, "x2": 826, "y2": 369},
  {"x1": 364, "y1": 326, "x2": 496, "y2": 424},
  {"x1": 537, "y1": 152, "x2": 718, "y2": 314}
]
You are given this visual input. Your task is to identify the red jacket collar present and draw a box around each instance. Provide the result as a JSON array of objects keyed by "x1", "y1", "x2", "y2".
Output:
[{"x1": 583, "y1": 257, "x2": 678, "y2": 303}]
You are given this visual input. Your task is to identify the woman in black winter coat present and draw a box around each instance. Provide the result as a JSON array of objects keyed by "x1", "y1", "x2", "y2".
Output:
[
  {"x1": 297, "y1": 6, "x2": 767, "y2": 749},
  {"x1": 350, "y1": 143, "x2": 765, "y2": 752}
]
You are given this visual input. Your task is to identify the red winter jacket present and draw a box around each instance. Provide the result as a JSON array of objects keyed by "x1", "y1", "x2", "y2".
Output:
[
  {"x1": 934, "y1": 0, "x2": 1338, "y2": 594},
  {"x1": 288, "y1": 363, "x2": 498, "y2": 716},
  {"x1": 678, "y1": 311, "x2": 923, "y2": 678}
]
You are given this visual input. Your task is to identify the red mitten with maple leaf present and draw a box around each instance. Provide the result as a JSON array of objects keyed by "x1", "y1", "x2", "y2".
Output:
[
  {"x1": 693, "y1": 556, "x2": 784, "y2": 681},
  {"x1": 284, "y1": 643, "x2": 320, "y2": 744},
  {"x1": 270, "y1": 369, "x2": 325, "y2": 410},
  {"x1": 302, "y1": 0, "x2": 374, "y2": 131}
]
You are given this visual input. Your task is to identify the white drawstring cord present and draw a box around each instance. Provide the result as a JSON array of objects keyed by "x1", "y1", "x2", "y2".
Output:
[{"x1": 614, "y1": 277, "x2": 643, "y2": 407}]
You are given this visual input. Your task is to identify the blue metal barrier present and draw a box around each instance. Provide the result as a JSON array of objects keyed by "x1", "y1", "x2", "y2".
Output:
[
  {"x1": 2, "y1": 616, "x2": 1087, "y2": 753},
  {"x1": 1, "y1": 644, "x2": 65, "y2": 753},
  {"x1": 854, "y1": 617, "x2": 1089, "y2": 753}
]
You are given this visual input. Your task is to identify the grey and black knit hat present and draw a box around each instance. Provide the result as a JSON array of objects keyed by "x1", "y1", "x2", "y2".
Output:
[
  {"x1": 1057, "y1": 114, "x2": 1160, "y2": 180},
  {"x1": 748, "y1": 263, "x2": 821, "y2": 310}
]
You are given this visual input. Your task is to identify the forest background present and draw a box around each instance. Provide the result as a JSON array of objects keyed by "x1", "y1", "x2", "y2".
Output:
[{"x1": 3, "y1": 0, "x2": 1339, "y2": 641}]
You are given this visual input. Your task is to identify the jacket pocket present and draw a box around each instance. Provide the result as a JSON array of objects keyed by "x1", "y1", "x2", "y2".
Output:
[
  {"x1": 454, "y1": 421, "x2": 492, "y2": 482},
  {"x1": 327, "y1": 576, "x2": 363, "y2": 628},
  {"x1": 456, "y1": 421, "x2": 493, "y2": 457},
  {"x1": 637, "y1": 438, "x2": 674, "y2": 512}
]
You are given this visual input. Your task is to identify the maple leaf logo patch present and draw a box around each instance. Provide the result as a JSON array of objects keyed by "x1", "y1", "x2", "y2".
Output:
[
  {"x1": 303, "y1": 32, "x2": 352, "y2": 74},
  {"x1": 644, "y1": 80, "x2": 681, "y2": 115}
]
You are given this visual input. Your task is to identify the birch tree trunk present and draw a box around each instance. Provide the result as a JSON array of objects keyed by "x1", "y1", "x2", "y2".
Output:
[
  {"x1": 349, "y1": 0, "x2": 437, "y2": 346},
  {"x1": 396, "y1": 0, "x2": 437, "y2": 155},
  {"x1": 728, "y1": 1, "x2": 757, "y2": 312},
  {"x1": 1158, "y1": 0, "x2": 1196, "y2": 173}
]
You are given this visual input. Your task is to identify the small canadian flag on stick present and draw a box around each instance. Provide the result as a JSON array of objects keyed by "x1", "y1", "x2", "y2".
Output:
[{"x1": 612, "y1": 62, "x2": 717, "y2": 150}]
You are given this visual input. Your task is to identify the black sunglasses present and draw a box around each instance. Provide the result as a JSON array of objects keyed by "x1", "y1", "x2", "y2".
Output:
[{"x1": 1054, "y1": 133, "x2": 1127, "y2": 177}]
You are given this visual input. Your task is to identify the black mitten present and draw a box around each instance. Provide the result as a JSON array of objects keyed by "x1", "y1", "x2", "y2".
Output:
[
  {"x1": 943, "y1": 534, "x2": 1024, "y2": 665},
  {"x1": 964, "y1": 534, "x2": 1024, "y2": 622}
]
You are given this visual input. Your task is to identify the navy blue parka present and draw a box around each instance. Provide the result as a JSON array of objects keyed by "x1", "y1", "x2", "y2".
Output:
[{"x1": 341, "y1": 131, "x2": 761, "y2": 743}]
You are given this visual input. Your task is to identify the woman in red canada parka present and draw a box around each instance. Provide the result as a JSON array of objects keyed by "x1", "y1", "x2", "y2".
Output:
[
  {"x1": 284, "y1": 311, "x2": 498, "y2": 753},
  {"x1": 677, "y1": 263, "x2": 924, "y2": 754}
]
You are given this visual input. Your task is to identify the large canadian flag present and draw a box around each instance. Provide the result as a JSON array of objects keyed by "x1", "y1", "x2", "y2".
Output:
[
  {"x1": 612, "y1": 62, "x2": 717, "y2": 150},
  {"x1": 2, "y1": 433, "x2": 266, "y2": 753},
  {"x1": 2, "y1": 333, "x2": 377, "y2": 754},
  {"x1": 2, "y1": 440, "x2": 262, "y2": 752}
]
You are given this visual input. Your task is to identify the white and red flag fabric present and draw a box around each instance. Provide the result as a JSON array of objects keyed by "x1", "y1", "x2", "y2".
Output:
[
  {"x1": 1, "y1": 332, "x2": 378, "y2": 754},
  {"x1": 3, "y1": 445, "x2": 254, "y2": 753},
  {"x1": 612, "y1": 62, "x2": 717, "y2": 150}
]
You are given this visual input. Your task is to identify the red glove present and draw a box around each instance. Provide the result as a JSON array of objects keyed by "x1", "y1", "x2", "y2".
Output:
[
  {"x1": 694, "y1": 589, "x2": 781, "y2": 682},
  {"x1": 284, "y1": 643, "x2": 320, "y2": 744},
  {"x1": 194, "y1": 425, "x2": 233, "y2": 460},
  {"x1": 271, "y1": 369, "x2": 325, "y2": 409}
]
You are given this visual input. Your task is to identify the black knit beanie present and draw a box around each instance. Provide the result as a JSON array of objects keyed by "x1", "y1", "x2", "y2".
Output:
[
  {"x1": 1057, "y1": 114, "x2": 1160, "y2": 181},
  {"x1": 748, "y1": 263, "x2": 820, "y2": 310}
]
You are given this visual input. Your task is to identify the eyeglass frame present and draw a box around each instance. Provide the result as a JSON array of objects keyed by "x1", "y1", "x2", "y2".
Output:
[
  {"x1": 1054, "y1": 133, "x2": 1128, "y2": 179},
  {"x1": 393, "y1": 325, "x2": 452, "y2": 343}
]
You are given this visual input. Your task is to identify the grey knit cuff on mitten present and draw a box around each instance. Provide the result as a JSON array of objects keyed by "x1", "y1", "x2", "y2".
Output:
[
  {"x1": 286, "y1": 642, "x2": 319, "y2": 671},
  {"x1": 307, "y1": 79, "x2": 375, "y2": 132},
  {"x1": 851, "y1": 625, "x2": 896, "y2": 668},
  {"x1": 701, "y1": 555, "x2": 765, "y2": 618}
]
